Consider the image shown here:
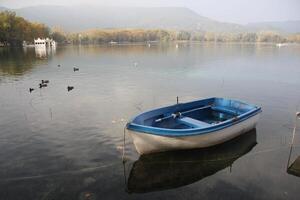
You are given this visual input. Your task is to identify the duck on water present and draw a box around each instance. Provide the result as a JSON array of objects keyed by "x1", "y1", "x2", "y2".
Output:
[{"x1": 126, "y1": 97, "x2": 262, "y2": 155}]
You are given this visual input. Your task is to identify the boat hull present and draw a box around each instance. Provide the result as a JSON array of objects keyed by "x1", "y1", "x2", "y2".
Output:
[{"x1": 129, "y1": 113, "x2": 260, "y2": 155}]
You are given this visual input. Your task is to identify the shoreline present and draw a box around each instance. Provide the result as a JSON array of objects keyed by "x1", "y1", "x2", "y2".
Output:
[{"x1": 1, "y1": 41, "x2": 300, "y2": 48}]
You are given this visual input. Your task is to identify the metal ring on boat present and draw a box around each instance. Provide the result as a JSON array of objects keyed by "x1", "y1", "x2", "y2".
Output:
[
  {"x1": 172, "y1": 112, "x2": 181, "y2": 118},
  {"x1": 297, "y1": 112, "x2": 300, "y2": 119}
]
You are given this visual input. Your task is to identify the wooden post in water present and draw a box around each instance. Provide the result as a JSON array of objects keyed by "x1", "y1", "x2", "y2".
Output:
[{"x1": 287, "y1": 112, "x2": 300, "y2": 170}]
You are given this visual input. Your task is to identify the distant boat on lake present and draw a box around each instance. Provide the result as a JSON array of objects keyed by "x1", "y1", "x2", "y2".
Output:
[
  {"x1": 109, "y1": 40, "x2": 118, "y2": 45},
  {"x1": 22, "y1": 41, "x2": 35, "y2": 47},
  {"x1": 276, "y1": 43, "x2": 289, "y2": 47},
  {"x1": 126, "y1": 97, "x2": 261, "y2": 155}
]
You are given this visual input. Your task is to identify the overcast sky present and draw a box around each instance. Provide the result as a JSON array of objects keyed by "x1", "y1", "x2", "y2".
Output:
[{"x1": 0, "y1": 0, "x2": 299, "y2": 24}]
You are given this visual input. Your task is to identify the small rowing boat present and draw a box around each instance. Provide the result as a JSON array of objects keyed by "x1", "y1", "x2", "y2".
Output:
[{"x1": 126, "y1": 97, "x2": 261, "y2": 155}]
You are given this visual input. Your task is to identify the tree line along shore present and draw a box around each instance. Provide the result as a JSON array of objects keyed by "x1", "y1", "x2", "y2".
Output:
[{"x1": 1, "y1": 11, "x2": 300, "y2": 46}]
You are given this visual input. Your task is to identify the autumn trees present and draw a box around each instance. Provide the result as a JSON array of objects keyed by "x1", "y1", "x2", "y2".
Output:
[{"x1": 0, "y1": 11, "x2": 49, "y2": 46}]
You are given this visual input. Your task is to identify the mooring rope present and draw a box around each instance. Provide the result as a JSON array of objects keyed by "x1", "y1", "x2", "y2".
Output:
[
  {"x1": 0, "y1": 162, "x2": 120, "y2": 182},
  {"x1": 122, "y1": 126, "x2": 127, "y2": 162}
]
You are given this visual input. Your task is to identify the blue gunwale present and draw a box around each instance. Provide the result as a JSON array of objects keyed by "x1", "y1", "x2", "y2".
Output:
[{"x1": 126, "y1": 98, "x2": 262, "y2": 137}]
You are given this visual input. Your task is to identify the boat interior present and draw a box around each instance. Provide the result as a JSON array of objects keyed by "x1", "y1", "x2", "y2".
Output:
[{"x1": 132, "y1": 98, "x2": 258, "y2": 130}]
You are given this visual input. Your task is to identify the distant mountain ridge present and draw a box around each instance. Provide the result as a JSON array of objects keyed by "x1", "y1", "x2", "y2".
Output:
[
  {"x1": 247, "y1": 20, "x2": 300, "y2": 33},
  {"x1": 1, "y1": 5, "x2": 246, "y2": 32},
  {"x1": 0, "y1": 6, "x2": 7, "y2": 11},
  {"x1": 0, "y1": 5, "x2": 299, "y2": 33}
]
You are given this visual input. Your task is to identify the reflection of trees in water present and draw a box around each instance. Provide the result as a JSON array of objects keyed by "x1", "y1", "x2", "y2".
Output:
[
  {"x1": 0, "y1": 47, "x2": 55, "y2": 76},
  {"x1": 55, "y1": 43, "x2": 173, "y2": 57}
]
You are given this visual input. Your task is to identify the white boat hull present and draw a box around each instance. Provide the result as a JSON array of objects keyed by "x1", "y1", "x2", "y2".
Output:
[{"x1": 128, "y1": 113, "x2": 260, "y2": 155}]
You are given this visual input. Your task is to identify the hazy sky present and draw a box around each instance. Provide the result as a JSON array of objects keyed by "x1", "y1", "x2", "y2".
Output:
[{"x1": 1, "y1": 0, "x2": 300, "y2": 24}]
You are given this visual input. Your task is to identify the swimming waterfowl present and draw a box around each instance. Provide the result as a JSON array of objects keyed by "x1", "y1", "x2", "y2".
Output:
[
  {"x1": 73, "y1": 67, "x2": 79, "y2": 71},
  {"x1": 41, "y1": 80, "x2": 49, "y2": 84},
  {"x1": 39, "y1": 83, "x2": 47, "y2": 88},
  {"x1": 67, "y1": 86, "x2": 74, "y2": 91},
  {"x1": 29, "y1": 88, "x2": 34, "y2": 93}
]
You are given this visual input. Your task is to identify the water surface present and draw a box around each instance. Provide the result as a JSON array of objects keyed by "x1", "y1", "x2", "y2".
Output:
[{"x1": 0, "y1": 43, "x2": 300, "y2": 199}]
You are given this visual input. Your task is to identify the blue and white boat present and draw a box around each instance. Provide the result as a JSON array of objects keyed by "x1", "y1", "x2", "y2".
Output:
[{"x1": 126, "y1": 97, "x2": 261, "y2": 155}]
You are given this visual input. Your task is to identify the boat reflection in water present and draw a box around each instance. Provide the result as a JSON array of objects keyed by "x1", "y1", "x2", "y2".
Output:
[{"x1": 126, "y1": 129, "x2": 257, "y2": 193}]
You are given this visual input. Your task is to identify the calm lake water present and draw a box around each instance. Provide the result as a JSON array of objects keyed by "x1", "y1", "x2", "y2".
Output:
[{"x1": 0, "y1": 43, "x2": 300, "y2": 199}]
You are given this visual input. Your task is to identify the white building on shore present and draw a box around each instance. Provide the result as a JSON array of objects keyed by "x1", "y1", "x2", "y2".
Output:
[
  {"x1": 34, "y1": 38, "x2": 56, "y2": 47},
  {"x1": 33, "y1": 38, "x2": 56, "y2": 58}
]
